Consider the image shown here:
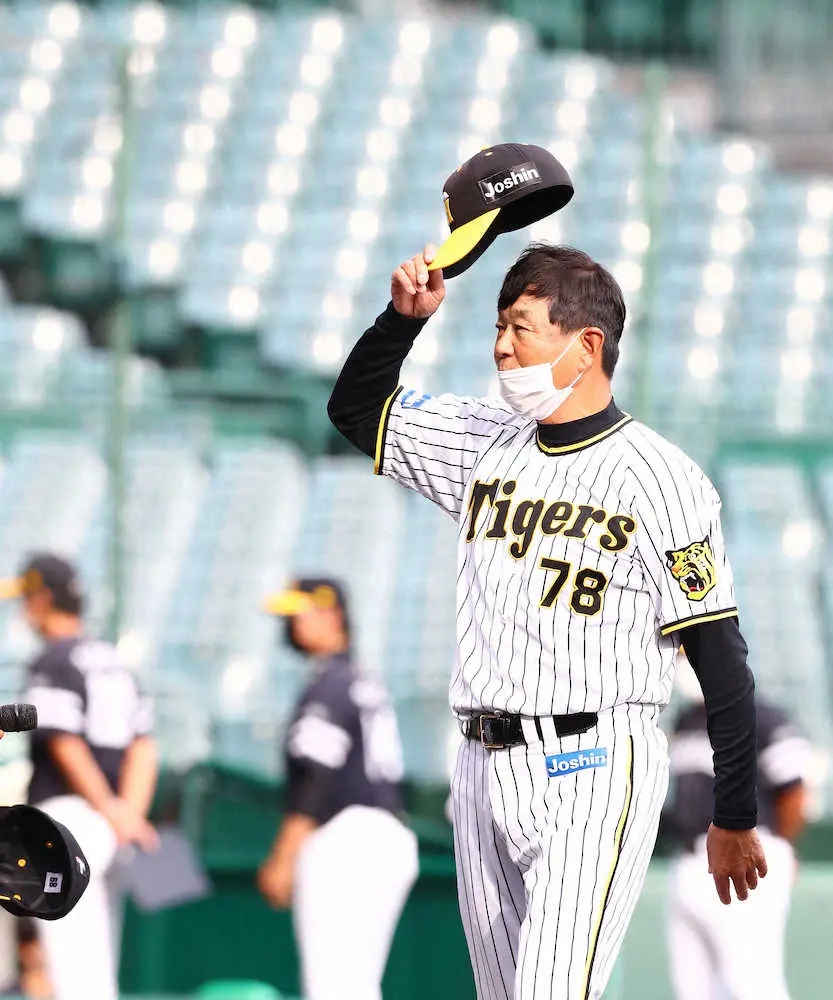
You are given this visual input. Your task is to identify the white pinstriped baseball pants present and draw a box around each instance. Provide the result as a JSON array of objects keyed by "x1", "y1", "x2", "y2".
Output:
[{"x1": 451, "y1": 704, "x2": 669, "y2": 1000}]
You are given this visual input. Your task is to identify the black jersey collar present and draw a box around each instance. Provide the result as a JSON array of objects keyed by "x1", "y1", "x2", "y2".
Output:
[
  {"x1": 314, "y1": 651, "x2": 352, "y2": 673},
  {"x1": 535, "y1": 399, "x2": 631, "y2": 455}
]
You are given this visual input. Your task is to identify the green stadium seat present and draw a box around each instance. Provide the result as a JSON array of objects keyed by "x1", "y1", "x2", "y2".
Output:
[
  {"x1": 593, "y1": 0, "x2": 666, "y2": 54},
  {"x1": 160, "y1": 440, "x2": 308, "y2": 697},
  {"x1": 680, "y1": 0, "x2": 718, "y2": 59},
  {"x1": 0, "y1": 198, "x2": 26, "y2": 262},
  {"x1": 0, "y1": 430, "x2": 104, "y2": 656},
  {"x1": 71, "y1": 350, "x2": 169, "y2": 407},
  {"x1": 126, "y1": 288, "x2": 182, "y2": 355},
  {"x1": 0, "y1": 302, "x2": 84, "y2": 350},
  {"x1": 720, "y1": 459, "x2": 831, "y2": 759},
  {"x1": 501, "y1": 0, "x2": 585, "y2": 48},
  {"x1": 79, "y1": 437, "x2": 207, "y2": 640},
  {"x1": 197, "y1": 981, "x2": 284, "y2": 1000},
  {"x1": 292, "y1": 457, "x2": 406, "y2": 680}
]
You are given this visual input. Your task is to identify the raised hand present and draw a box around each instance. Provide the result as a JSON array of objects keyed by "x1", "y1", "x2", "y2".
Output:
[{"x1": 391, "y1": 244, "x2": 446, "y2": 319}]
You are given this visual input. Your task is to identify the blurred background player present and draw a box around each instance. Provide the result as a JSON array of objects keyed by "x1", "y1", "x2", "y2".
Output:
[
  {"x1": 665, "y1": 654, "x2": 811, "y2": 1000},
  {"x1": 257, "y1": 577, "x2": 418, "y2": 1000},
  {"x1": 0, "y1": 919, "x2": 51, "y2": 1000},
  {"x1": 0, "y1": 554, "x2": 158, "y2": 1000}
]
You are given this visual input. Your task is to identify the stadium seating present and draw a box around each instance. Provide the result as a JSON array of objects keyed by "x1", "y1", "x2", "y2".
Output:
[
  {"x1": 720, "y1": 461, "x2": 833, "y2": 753},
  {"x1": 0, "y1": 2, "x2": 831, "y2": 805},
  {"x1": 0, "y1": 1, "x2": 826, "y2": 423}
]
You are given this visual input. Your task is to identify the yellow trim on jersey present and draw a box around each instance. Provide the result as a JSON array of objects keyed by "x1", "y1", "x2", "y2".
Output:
[
  {"x1": 659, "y1": 608, "x2": 738, "y2": 636},
  {"x1": 582, "y1": 735, "x2": 633, "y2": 1000},
  {"x1": 373, "y1": 386, "x2": 403, "y2": 476},
  {"x1": 536, "y1": 414, "x2": 633, "y2": 456}
]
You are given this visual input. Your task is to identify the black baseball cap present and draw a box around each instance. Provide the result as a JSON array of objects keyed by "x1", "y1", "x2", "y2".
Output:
[
  {"x1": 0, "y1": 554, "x2": 83, "y2": 613},
  {"x1": 263, "y1": 577, "x2": 348, "y2": 618},
  {"x1": 428, "y1": 142, "x2": 574, "y2": 279},
  {"x1": 0, "y1": 805, "x2": 90, "y2": 920}
]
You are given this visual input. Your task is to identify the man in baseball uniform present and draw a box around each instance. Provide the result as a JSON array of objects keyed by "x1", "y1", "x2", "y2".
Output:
[
  {"x1": 257, "y1": 577, "x2": 418, "y2": 1000},
  {"x1": 327, "y1": 143, "x2": 766, "y2": 1000},
  {"x1": 0, "y1": 553, "x2": 157, "y2": 1000},
  {"x1": 666, "y1": 657, "x2": 809, "y2": 1000}
]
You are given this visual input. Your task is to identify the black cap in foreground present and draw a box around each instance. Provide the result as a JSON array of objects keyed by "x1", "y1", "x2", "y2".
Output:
[
  {"x1": 0, "y1": 805, "x2": 90, "y2": 920},
  {"x1": 428, "y1": 142, "x2": 574, "y2": 279}
]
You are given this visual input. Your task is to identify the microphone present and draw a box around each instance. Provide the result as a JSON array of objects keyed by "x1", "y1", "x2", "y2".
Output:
[{"x1": 0, "y1": 704, "x2": 37, "y2": 732}]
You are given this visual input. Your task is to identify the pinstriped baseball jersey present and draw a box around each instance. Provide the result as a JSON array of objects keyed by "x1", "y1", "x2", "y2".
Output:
[{"x1": 376, "y1": 389, "x2": 736, "y2": 716}]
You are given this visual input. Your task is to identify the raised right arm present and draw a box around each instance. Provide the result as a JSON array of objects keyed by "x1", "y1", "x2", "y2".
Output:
[{"x1": 327, "y1": 245, "x2": 445, "y2": 457}]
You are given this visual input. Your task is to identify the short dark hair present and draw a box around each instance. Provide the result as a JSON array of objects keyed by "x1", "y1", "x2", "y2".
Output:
[{"x1": 497, "y1": 244, "x2": 626, "y2": 377}]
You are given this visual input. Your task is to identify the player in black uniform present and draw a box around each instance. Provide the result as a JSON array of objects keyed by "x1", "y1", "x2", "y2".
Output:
[
  {"x1": 666, "y1": 660, "x2": 810, "y2": 1000},
  {"x1": 1, "y1": 553, "x2": 157, "y2": 1000},
  {"x1": 257, "y1": 577, "x2": 418, "y2": 1000}
]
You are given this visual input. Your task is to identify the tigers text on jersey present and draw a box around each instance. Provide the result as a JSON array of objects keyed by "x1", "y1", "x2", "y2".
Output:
[{"x1": 376, "y1": 392, "x2": 737, "y2": 717}]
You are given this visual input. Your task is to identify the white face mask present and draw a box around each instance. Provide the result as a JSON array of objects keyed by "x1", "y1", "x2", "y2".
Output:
[{"x1": 497, "y1": 330, "x2": 584, "y2": 422}]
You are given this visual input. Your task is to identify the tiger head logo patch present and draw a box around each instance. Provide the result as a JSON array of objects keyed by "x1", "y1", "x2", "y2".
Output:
[{"x1": 665, "y1": 537, "x2": 717, "y2": 602}]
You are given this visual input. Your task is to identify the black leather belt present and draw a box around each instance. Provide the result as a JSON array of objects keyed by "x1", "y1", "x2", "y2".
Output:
[{"x1": 460, "y1": 712, "x2": 598, "y2": 749}]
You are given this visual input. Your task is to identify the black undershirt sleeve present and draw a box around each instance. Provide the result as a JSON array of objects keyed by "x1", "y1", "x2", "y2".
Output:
[
  {"x1": 287, "y1": 762, "x2": 338, "y2": 824},
  {"x1": 678, "y1": 616, "x2": 758, "y2": 830},
  {"x1": 327, "y1": 302, "x2": 428, "y2": 457}
]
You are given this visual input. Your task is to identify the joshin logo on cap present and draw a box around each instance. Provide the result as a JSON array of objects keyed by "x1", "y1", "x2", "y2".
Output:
[
  {"x1": 478, "y1": 162, "x2": 542, "y2": 204},
  {"x1": 428, "y1": 143, "x2": 573, "y2": 279}
]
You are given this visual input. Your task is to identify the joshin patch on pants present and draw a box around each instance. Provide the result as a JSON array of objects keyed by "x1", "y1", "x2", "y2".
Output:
[{"x1": 545, "y1": 748, "x2": 608, "y2": 778}]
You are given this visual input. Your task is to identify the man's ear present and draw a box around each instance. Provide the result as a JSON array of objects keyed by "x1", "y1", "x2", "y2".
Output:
[{"x1": 580, "y1": 327, "x2": 605, "y2": 366}]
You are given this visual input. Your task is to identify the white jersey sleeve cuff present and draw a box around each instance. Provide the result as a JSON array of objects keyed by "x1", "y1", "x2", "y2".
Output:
[
  {"x1": 288, "y1": 715, "x2": 353, "y2": 769},
  {"x1": 26, "y1": 686, "x2": 84, "y2": 733}
]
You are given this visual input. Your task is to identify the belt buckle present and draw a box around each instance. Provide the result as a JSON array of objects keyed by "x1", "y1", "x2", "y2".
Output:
[{"x1": 479, "y1": 713, "x2": 507, "y2": 750}]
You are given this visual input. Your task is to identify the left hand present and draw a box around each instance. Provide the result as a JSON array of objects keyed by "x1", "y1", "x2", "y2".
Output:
[
  {"x1": 101, "y1": 798, "x2": 159, "y2": 851},
  {"x1": 257, "y1": 855, "x2": 294, "y2": 909},
  {"x1": 706, "y1": 823, "x2": 768, "y2": 904}
]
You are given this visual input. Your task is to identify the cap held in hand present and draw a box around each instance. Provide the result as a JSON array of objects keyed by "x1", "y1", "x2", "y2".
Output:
[
  {"x1": 0, "y1": 805, "x2": 90, "y2": 920},
  {"x1": 429, "y1": 142, "x2": 574, "y2": 279}
]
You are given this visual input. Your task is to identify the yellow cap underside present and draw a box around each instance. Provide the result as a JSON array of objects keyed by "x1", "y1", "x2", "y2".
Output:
[{"x1": 427, "y1": 208, "x2": 500, "y2": 271}]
